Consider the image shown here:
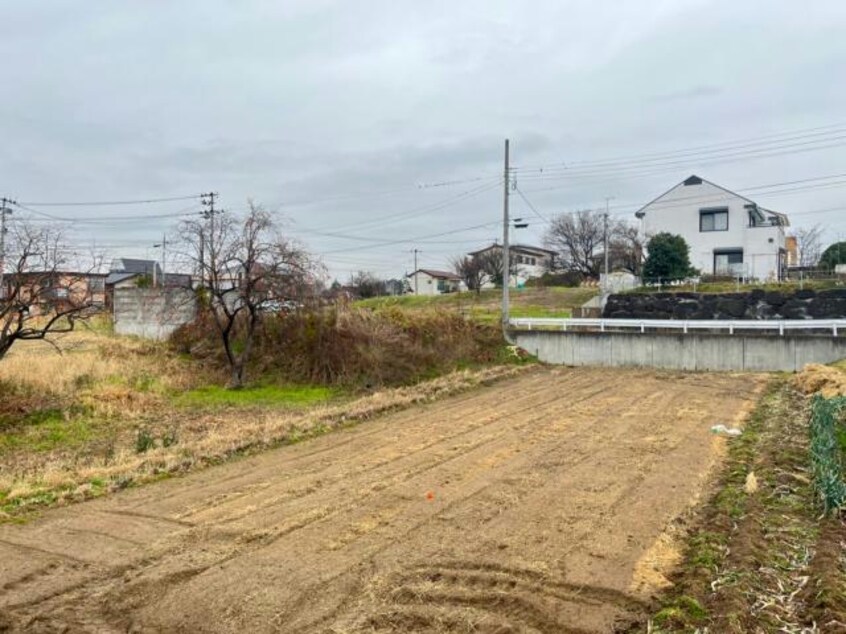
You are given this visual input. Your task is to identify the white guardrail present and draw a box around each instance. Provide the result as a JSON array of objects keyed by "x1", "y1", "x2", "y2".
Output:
[{"x1": 509, "y1": 317, "x2": 846, "y2": 336}]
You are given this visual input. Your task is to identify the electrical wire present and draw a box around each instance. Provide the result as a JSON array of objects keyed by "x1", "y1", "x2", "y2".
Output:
[
  {"x1": 512, "y1": 122, "x2": 846, "y2": 173},
  {"x1": 18, "y1": 193, "x2": 203, "y2": 207}
]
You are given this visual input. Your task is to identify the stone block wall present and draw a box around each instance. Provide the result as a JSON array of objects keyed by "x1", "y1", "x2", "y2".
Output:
[{"x1": 602, "y1": 288, "x2": 846, "y2": 320}]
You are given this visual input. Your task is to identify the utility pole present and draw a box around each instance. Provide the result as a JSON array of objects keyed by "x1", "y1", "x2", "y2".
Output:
[
  {"x1": 603, "y1": 196, "x2": 613, "y2": 295},
  {"x1": 200, "y1": 192, "x2": 221, "y2": 288},
  {"x1": 411, "y1": 248, "x2": 421, "y2": 295},
  {"x1": 0, "y1": 198, "x2": 15, "y2": 300},
  {"x1": 502, "y1": 139, "x2": 511, "y2": 330},
  {"x1": 153, "y1": 234, "x2": 168, "y2": 287}
]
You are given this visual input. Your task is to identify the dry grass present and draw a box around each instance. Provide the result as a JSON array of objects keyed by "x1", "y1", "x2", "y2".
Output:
[
  {"x1": 0, "y1": 314, "x2": 533, "y2": 519},
  {"x1": 792, "y1": 363, "x2": 846, "y2": 398},
  {"x1": 0, "y1": 363, "x2": 531, "y2": 518}
]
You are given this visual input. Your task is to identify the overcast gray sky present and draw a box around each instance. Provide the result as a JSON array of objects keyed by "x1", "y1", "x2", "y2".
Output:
[{"x1": 2, "y1": 1, "x2": 845, "y2": 279}]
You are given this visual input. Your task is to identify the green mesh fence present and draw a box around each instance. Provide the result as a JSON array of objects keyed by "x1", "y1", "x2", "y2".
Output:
[{"x1": 809, "y1": 394, "x2": 846, "y2": 515}]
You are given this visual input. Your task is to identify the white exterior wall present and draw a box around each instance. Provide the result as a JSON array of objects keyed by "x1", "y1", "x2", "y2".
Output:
[
  {"x1": 477, "y1": 247, "x2": 553, "y2": 289},
  {"x1": 409, "y1": 272, "x2": 461, "y2": 296},
  {"x1": 510, "y1": 258, "x2": 548, "y2": 285},
  {"x1": 641, "y1": 180, "x2": 785, "y2": 280}
]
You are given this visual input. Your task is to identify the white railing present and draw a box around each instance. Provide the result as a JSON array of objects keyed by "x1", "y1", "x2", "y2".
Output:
[{"x1": 509, "y1": 317, "x2": 845, "y2": 336}]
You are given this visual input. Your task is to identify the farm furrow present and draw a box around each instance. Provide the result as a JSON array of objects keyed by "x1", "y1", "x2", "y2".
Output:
[{"x1": 0, "y1": 367, "x2": 762, "y2": 633}]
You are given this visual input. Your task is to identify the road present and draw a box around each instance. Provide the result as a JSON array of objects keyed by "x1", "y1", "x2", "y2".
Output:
[{"x1": 0, "y1": 367, "x2": 762, "y2": 633}]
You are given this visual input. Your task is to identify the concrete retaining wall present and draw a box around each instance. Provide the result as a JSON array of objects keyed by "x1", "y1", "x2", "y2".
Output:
[
  {"x1": 512, "y1": 330, "x2": 846, "y2": 372},
  {"x1": 114, "y1": 287, "x2": 197, "y2": 340}
]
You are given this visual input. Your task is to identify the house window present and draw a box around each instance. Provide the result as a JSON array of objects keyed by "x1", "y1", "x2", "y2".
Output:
[
  {"x1": 700, "y1": 208, "x2": 729, "y2": 232},
  {"x1": 436, "y1": 279, "x2": 445, "y2": 291},
  {"x1": 714, "y1": 249, "x2": 743, "y2": 275}
]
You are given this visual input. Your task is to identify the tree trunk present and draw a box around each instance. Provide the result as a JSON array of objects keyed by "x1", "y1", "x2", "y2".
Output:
[{"x1": 230, "y1": 363, "x2": 245, "y2": 389}]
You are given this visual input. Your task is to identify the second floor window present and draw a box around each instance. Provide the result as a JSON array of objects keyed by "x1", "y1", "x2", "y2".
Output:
[{"x1": 700, "y1": 208, "x2": 728, "y2": 232}]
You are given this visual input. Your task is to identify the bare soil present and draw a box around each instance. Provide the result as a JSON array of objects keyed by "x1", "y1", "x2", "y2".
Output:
[
  {"x1": 637, "y1": 380, "x2": 846, "y2": 633},
  {"x1": 0, "y1": 367, "x2": 762, "y2": 633}
]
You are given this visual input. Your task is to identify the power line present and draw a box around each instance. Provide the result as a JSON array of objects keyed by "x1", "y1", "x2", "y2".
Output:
[
  {"x1": 501, "y1": 173, "x2": 846, "y2": 235},
  {"x1": 18, "y1": 193, "x2": 203, "y2": 207},
  {"x1": 513, "y1": 186, "x2": 548, "y2": 223},
  {"x1": 13, "y1": 201, "x2": 201, "y2": 223},
  {"x1": 515, "y1": 137, "x2": 846, "y2": 187},
  {"x1": 320, "y1": 220, "x2": 500, "y2": 255},
  {"x1": 273, "y1": 174, "x2": 498, "y2": 209},
  {"x1": 512, "y1": 122, "x2": 846, "y2": 173},
  {"x1": 293, "y1": 180, "x2": 499, "y2": 237}
]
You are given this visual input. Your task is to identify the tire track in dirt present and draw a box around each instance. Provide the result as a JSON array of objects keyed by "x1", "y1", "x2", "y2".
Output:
[
  {"x1": 0, "y1": 370, "x2": 593, "y2": 616},
  {"x1": 0, "y1": 368, "x2": 763, "y2": 633},
  {"x1": 257, "y1": 384, "x2": 674, "y2": 631},
  {"x1": 4, "y1": 370, "x2": 623, "y2": 622},
  {"x1": 3, "y1": 370, "x2": 704, "y2": 628},
  {"x1": 109, "y1": 369, "x2": 577, "y2": 523},
  {"x1": 150, "y1": 375, "x2": 697, "y2": 631}
]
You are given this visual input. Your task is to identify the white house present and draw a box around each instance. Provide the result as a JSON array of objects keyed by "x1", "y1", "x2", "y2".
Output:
[
  {"x1": 468, "y1": 243, "x2": 556, "y2": 288},
  {"x1": 407, "y1": 269, "x2": 462, "y2": 296},
  {"x1": 635, "y1": 175, "x2": 789, "y2": 280}
]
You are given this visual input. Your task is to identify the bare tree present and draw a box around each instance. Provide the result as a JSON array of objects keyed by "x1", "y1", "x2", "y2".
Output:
[
  {"x1": 179, "y1": 203, "x2": 317, "y2": 387},
  {"x1": 544, "y1": 210, "x2": 643, "y2": 277},
  {"x1": 452, "y1": 255, "x2": 490, "y2": 294},
  {"x1": 349, "y1": 271, "x2": 387, "y2": 299},
  {"x1": 794, "y1": 224, "x2": 824, "y2": 267},
  {"x1": 543, "y1": 210, "x2": 605, "y2": 277},
  {"x1": 608, "y1": 224, "x2": 644, "y2": 275},
  {"x1": 1, "y1": 220, "x2": 100, "y2": 361}
]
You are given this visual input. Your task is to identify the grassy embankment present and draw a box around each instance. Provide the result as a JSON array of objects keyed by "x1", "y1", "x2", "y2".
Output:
[
  {"x1": 634, "y1": 363, "x2": 846, "y2": 633},
  {"x1": 0, "y1": 311, "x2": 532, "y2": 520},
  {"x1": 355, "y1": 286, "x2": 598, "y2": 321}
]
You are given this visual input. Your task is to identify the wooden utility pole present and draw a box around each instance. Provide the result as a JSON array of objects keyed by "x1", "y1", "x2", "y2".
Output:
[{"x1": 501, "y1": 139, "x2": 510, "y2": 329}]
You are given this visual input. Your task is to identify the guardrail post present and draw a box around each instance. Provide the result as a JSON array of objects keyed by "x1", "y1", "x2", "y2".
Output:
[
  {"x1": 834, "y1": 324, "x2": 838, "y2": 337},
  {"x1": 729, "y1": 322, "x2": 734, "y2": 335},
  {"x1": 600, "y1": 320, "x2": 605, "y2": 332},
  {"x1": 683, "y1": 321, "x2": 688, "y2": 334},
  {"x1": 640, "y1": 321, "x2": 645, "y2": 333},
  {"x1": 779, "y1": 322, "x2": 784, "y2": 336}
]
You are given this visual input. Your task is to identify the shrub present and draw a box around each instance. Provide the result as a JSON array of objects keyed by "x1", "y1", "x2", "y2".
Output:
[
  {"x1": 135, "y1": 427, "x2": 156, "y2": 453},
  {"x1": 525, "y1": 271, "x2": 584, "y2": 288},
  {"x1": 643, "y1": 233, "x2": 696, "y2": 285},
  {"x1": 171, "y1": 307, "x2": 503, "y2": 388}
]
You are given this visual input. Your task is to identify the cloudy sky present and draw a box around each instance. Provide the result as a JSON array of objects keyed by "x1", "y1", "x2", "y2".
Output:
[{"x1": 2, "y1": 1, "x2": 845, "y2": 279}]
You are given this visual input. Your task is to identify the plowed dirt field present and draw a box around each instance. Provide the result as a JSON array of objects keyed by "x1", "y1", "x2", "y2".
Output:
[{"x1": 0, "y1": 367, "x2": 762, "y2": 633}]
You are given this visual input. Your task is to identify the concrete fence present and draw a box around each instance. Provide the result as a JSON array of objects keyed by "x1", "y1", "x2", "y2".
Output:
[
  {"x1": 114, "y1": 287, "x2": 197, "y2": 340},
  {"x1": 511, "y1": 329, "x2": 846, "y2": 372}
]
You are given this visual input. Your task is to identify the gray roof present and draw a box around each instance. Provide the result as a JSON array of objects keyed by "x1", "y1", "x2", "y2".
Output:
[
  {"x1": 408, "y1": 268, "x2": 461, "y2": 280},
  {"x1": 468, "y1": 243, "x2": 556, "y2": 257},
  {"x1": 105, "y1": 271, "x2": 192, "y2": 288},
  {"x1": 105, "y1": 272, "x2": 138, "y2": 286},
  {"x1": 110, "y1": 258, "x2": 162, "y2": 276}
]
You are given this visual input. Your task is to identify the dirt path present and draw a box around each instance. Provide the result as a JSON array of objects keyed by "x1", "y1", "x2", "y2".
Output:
[{"x1": 0, "y1": 367, "x2": 762, "y2": 633}]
